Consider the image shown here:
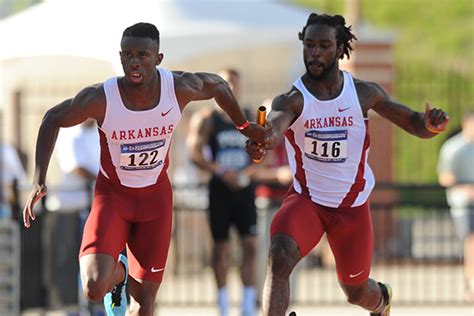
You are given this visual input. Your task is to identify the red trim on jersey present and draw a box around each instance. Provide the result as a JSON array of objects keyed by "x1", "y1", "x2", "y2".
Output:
[
  {"x1": 339, "y1": 120, "x2": 371, "y2": 207},
  {"x1": 160, "y1": 142, "x2": 171, "y2": 182},
  {"x1": 98, "y1": 128, "x2": 120, "y2": 184},
  {"x1": 285, "y1": 129, "x2": 309, "y2": 196}
]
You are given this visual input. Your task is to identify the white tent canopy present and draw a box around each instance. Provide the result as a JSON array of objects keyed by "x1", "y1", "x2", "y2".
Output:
[{"x1": 0, "y1": 0, "x2": 311, "y2": 68}]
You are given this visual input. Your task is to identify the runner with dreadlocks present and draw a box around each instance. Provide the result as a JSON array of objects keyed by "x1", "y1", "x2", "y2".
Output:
[{"x1": 246, "y1": 13, "x2": 449, "y2": 316}]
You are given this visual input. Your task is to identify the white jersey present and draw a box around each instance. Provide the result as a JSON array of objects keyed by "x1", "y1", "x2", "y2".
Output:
[
  {"x1": 99, "y1": 68, "x2": 181, "y2": 188},
  {"x1": 285, "y1": 71, "x2": 374, "y2": 208}
]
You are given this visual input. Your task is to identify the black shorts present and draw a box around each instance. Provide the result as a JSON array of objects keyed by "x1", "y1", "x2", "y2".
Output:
[
  {"x1": 208, "y1": 177, "x2": 257, "y2": 241},
  {"x1": 451, "y1": 205, "x2": 474, "y2": 240}
]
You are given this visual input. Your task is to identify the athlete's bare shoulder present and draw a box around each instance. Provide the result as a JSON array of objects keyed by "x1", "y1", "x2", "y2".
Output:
[
  {"x1": 74, "y1": 83, "x2": 106, "y2": 105},
  {"x1": 72, "y1": 83, "x2": 106, "y2": 123},
  {"x1": 353, "y1": 78, "x2": 389, "y2": 114},
  {"x1": 172, "y1": 71, "x2": 206, "y2": 93},
  {"x1": 45, "y1": 83, "x2": 106, "y2": 128},
  {"x1": 172, "y1": 70, "x2": 230, "y2": 110},
  {"x1": 273, "y1": 87, "x2": 304, "y2": 116},
  {"x1": 171, "y1": 71, "x2": 206, "y2": 107}
]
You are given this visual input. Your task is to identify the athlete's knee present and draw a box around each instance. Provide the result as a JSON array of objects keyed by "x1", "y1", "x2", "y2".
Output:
[
  {"x1": 268, "y1": 234, "x2": 300, "y2": 277},
  {"x1": 129, "y1": 290, "x2": 157, "y2": 315},
  {"x1": 212, "y1": 242, "x2": 229, "y2": 261},
  {"x1": 341, "y1": 283, "x2": 367, "y2": 306},
  {"x1": 82, "y1": 277, "x2": 110, "y2": 302},
  {"x1": 129, "y1": 297, "x2": 156, "y2": 315},
  {"x1": 242, "y1": 237, "x2": 258, "y2": 261}
]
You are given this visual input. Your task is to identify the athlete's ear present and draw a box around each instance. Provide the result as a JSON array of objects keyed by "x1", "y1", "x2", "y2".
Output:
[
  {"x1": 157, "y1": 53, "x2": 164, "y2": 66},
  {"x1": 336, "y1": 44, "x2": 344, "y2": 59}
]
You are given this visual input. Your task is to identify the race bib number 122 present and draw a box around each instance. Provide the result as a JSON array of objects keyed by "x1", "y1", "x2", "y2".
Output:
[{"x1": 120, "y1": 140, "x2": 165, "y2": 170}]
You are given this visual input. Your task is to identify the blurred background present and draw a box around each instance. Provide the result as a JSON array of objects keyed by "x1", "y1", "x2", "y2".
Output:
[{"x1": 0, "y1": 0, "x2": 472, "y2": 315}]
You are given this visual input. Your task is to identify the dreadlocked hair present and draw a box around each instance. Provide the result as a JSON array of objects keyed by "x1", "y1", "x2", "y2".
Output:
[
  {"x1": 298, "y1": 13, "x2": 357, "y2": 60},
  {"x1": 122, "y1": 22, "x2": 160, "y2": 49}
]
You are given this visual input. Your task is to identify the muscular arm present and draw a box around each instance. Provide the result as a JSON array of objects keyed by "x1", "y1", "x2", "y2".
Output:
[
  {"x1": 246, "y1": 88, "x2": 303, "y2": 161},
  {"x1": 173, "y1": 71, "x2": 266, "y2": 143},
  {"x1": 23, "y1": 85, "x2": 104, "y2": 227},
  {"x1": 33, "y1": 85, "x2": 104, "y2": 185},
  {"x1": 266, "y1": 89, "x2": 304, "y2": 148},
  {"x1": 358, "y1": 80, "x2": 449, "y2": 138}
]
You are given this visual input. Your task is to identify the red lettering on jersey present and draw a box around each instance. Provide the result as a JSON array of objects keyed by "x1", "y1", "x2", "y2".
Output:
[
  {"x1": 153, "y1": 127, "x2": 159, "y2": 136},
  {"x1": 112, "y1": 131, "x2": 118, "y2": 140},
  {"x1": 159, "y1": 126, "x2": 166, "y2": 135},
  {"x1": 342, "y1": 117, "x2": 348, "y2": 127},
  {"x1": 305, "y1": 119, "x2": 317, "y2": 129},
  {"x1": 128, "y1": 130, "x2": 136, "y2": 139},
  {"x1": 302, "y1": 116, "x2": 354, "y2": 130},
  {"x1": 145, "y1": 128, "x2": 152, "y2": 137},
  {"x1": 168, "y1": 125, "x2": 174, "y2": 133},
  {"x1": 119, "y1": 131, "x2": 126, "y2": 140},
  {"x1": 316, "y1": 118, "x2": 322, "y2": 129},
  {"x1": 324, "y1": 117, "x2": 329, "y2": 128},
  {"x1": 137, "y1": 129, "x2": 144, "y2": 138},
  {"x1": 328, "y1": 117, "x2": 335, "y2": 127}
]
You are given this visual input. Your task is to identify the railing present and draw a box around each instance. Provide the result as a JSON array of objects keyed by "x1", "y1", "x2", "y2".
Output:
[{"x1": 0, "y1": 219, "x2": 20, "y2": 316}]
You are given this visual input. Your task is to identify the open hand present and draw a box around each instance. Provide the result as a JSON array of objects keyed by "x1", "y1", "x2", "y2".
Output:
[{"x1": 23, "y1": 184, "x2": 47, "y2": 228}]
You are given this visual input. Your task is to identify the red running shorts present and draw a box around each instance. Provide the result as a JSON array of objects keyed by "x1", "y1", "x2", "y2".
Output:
[
  {"x1": 271, "y1": 187, "x2": 374, "y2": 285},
  {"x1": 79, "y1": 172, "x2": 173, "y2": 283}
]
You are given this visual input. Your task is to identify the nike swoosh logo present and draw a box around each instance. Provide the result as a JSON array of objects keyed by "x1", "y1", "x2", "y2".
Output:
[
  {"x1": 349, "y1": 270, "x2": 364, "y2": 278},
  {"x1": 338, "y1": 107, "x2": 350, "y2": 112},
  {"x1": 161, "y1": 108, "x2": 173, "y2": 116},
  {"x1": 151, "y1": 267, "x2": 165, "y2": 273}
]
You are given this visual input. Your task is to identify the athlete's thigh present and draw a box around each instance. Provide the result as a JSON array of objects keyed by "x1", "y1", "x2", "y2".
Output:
[
  {"x1": 270, "y1": 190, "x2": 325, "y2": 258},
  {"x1": 326, "y1": 202, "x2": 374, "y2": 285},
  {"x1": 127, "y1": 205, "x2": 173, "y2": 283},
  {"x1": 79, "y1": 180, "x2": 130, "y2": 259}
]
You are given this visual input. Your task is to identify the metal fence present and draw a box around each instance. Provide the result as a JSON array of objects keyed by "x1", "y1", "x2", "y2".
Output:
[{"x1": 8, "y1": 182, "x2": 468, "y2": 312}]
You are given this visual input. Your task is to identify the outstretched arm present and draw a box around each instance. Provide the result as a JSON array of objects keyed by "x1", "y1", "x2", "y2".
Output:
[
  {"x1": 23, "y1": 85, "x2": 104, "y2": 228},
  {"x1": 174, "y1": 71, "x2": 269, "y2": 143},
  {"x1": 246, "y1": 89, "x2": 303, "y2": 161},
  {"x1": 363, "y1": 81, "x2": 449, "y2": 138}
]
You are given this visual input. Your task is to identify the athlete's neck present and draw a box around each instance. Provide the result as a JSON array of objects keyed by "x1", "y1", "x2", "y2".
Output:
[
  {"x1": 119, "y1": 73, "x2": 161, "y2": 110},
  {"x1": 304, "y1": 70, "x2": 344, "y2": 101}
]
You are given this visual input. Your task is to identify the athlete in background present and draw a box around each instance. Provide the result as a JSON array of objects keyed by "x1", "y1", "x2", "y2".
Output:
[{"x1": 188, "y1": 69, "x2": 260, "y2": 316}]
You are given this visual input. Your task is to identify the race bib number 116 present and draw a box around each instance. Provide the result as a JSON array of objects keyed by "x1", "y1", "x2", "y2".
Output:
[{"x1": 304, "y1": 130, "x2": 348, "y2": 163}]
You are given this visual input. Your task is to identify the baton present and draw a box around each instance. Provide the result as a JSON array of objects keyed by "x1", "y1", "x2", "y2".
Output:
[{"x1": 253, "y1": 106, "x2": 267, "y2": 163}]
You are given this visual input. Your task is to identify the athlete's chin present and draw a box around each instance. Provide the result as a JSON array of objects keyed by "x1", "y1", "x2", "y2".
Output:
[
  {"x1": 127, "y1": 78, "x2": 144, "y2": 87},
  {"x1": 307, "y1": 71, "x2": 325, "y2": 80}
]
